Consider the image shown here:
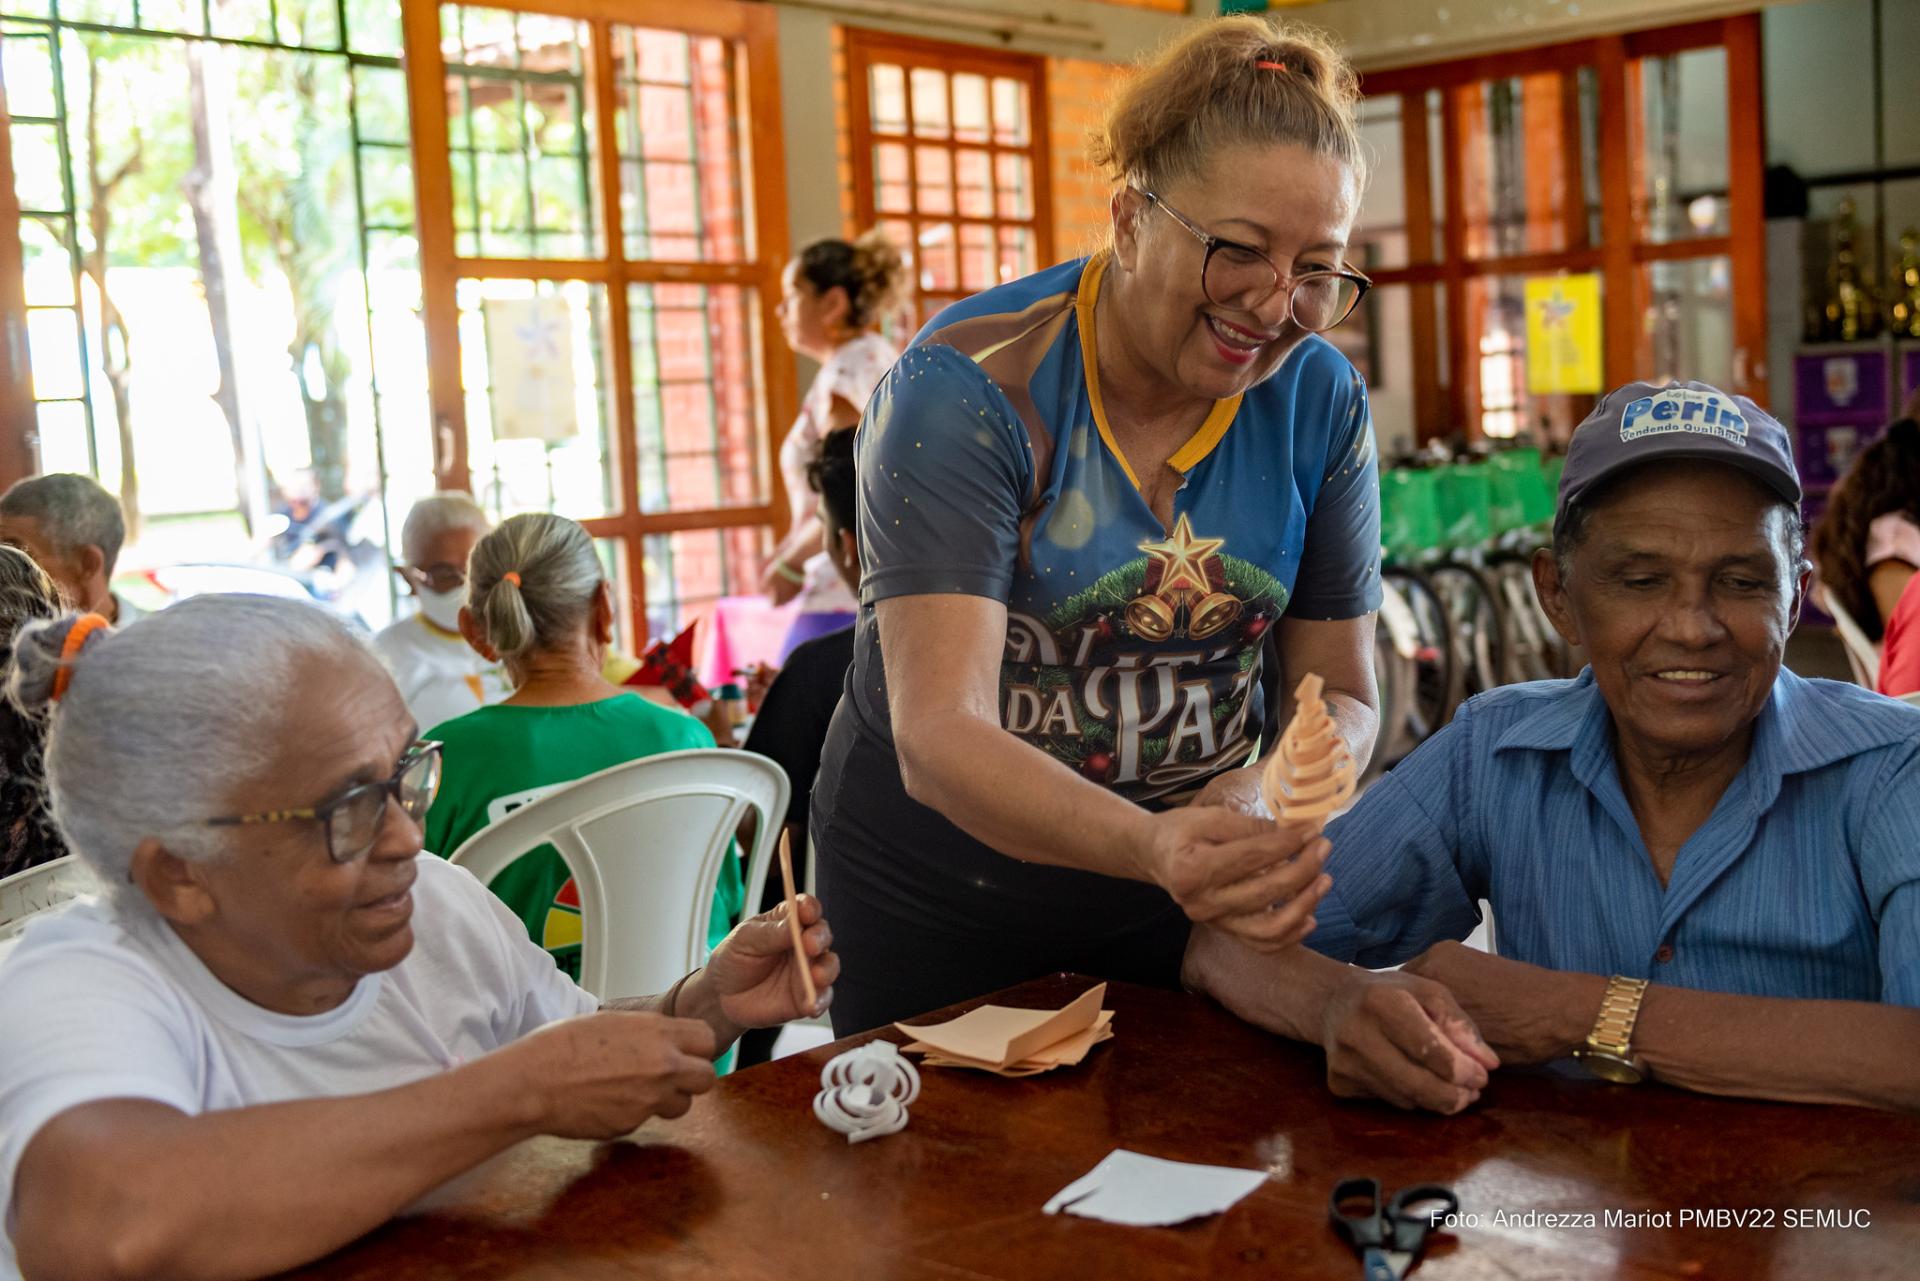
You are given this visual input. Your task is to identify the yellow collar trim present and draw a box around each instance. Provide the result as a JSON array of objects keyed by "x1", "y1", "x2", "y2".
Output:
[{"x1": 1073, "y1": 252, "x2": 1243, "y2": 494}]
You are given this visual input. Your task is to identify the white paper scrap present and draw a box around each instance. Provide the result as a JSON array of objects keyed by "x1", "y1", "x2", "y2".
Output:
[{"x1": 1042, "y1": 1149, "x2": 1268, "y2": 1227}]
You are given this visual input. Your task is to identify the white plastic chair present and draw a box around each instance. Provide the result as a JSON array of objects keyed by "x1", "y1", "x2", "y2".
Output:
[
  {"x1": 447, "y1": 749, "x2": 789, "y2": 1000},
  {"x1": 0, "y1": 856, "x2": 96, "y2": 954},
  {"x1": 1820, "y1": 592, "x2": 1882, "y2": 689}
]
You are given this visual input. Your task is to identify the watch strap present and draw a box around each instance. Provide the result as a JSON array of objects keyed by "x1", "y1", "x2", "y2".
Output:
[{"x1": 1585, "y1": 975, "x2": 1648, "y2": 1057}]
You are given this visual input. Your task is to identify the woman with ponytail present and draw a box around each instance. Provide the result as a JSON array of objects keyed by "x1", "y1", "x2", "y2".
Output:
[
  {"x1": 813, "y1": 15, "x2": 1381, "y2": 1032},
  {"x1": 763, "y1": 227, "x2": 906, "y2": 659},
  {"x1": 1813, "y1": 409, "x2": 1920, "y2": 694},
  {"x1": 428, "y1": 512, "x2": 746, "y2": 1014}
]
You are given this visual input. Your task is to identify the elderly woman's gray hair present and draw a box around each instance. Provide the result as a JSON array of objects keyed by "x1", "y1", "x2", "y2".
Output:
[
  {"x1": 466, "y1": 512, "x2": 604, "y2": 666},
  {"x1": 6, "y1": 595, "x2": 378, "y2": 903},
  {"x1": 400, "y1": 491, "x2": 492, "y2": 566},
  {"x1": 0, "y1": 473, "x2": 127, "y2": 574}
]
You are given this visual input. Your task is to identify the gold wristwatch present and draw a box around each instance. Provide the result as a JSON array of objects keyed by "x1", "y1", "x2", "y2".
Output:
[{"x1": 1573, "y1": 975, "x2": 1648, "y2": 1084}]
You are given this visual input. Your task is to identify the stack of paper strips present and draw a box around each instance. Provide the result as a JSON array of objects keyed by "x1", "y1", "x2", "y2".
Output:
[
  {"x1": 894, "y1": 983, "x2": 1113, "y2": 1077},
  {"x1": 1259, "y1": 672, "x2": 1356, "y2": 834},
  {"x1": 1043, "y1": 1149, "x2": 1268, "y2": 1227}
]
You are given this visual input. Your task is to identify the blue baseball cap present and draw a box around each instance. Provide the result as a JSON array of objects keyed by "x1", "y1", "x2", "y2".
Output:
[{"x1": 1556, "y1": 380, "x2": 1801, "y2": 525}]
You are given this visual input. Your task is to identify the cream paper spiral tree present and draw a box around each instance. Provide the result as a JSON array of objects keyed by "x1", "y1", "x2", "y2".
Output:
[{"x1": 1259, "y1": 673, "x2": 1356, "y2": 833}]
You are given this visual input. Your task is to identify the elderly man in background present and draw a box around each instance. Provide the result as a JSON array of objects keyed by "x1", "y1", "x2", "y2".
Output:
[
  {"x1": 1187, "y1": 381, "x2": 1920, "y2": 1115},
  {"x1": 0, "y1": 595, "x2": 838, "y2": 1281},
  {"x1": 0, "y1": 473, "x2": 141, "y2": 625},
  {"x1": 372, "y1": 491, "x2": 509, "y2": 731}
]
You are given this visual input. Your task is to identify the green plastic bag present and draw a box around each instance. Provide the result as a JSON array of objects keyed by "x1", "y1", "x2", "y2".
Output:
[
  {"x1": 1379, "y1": 468, "x2": 1442, "y2": 561},
  {"x1": 1490, "y1": 449, "x2": 1556, "y2": 531},
  {"x1": 1434, "y1": 463, "x2": 1493, "y2": 550}
]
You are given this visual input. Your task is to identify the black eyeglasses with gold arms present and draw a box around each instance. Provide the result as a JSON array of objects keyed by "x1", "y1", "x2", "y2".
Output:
[
  {"x1": 205, "y1": 741, "x2": 443, "y2": 864},
  {"x1": 1137, "y1": 188, "x2": 1371, "y2": 333}
]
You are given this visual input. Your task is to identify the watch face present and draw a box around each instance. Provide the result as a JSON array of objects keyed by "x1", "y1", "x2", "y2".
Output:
[{"x1": 1578, "y1": 1051, "x2": 1644, "y2": 1085}]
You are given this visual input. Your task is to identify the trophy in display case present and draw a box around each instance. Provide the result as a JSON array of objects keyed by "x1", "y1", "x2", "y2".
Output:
[
  {"x1": 1813, "y1": 198, "x2": 1882, "y2": 343},
  {"x1": 1890, "y1": 227, "x2": 1920, "y2": 340}
]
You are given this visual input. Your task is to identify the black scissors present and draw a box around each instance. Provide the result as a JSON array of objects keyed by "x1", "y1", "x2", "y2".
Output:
[{"x1": 1328, "y1": 1177, "x2": 1459, "y2": 1281}]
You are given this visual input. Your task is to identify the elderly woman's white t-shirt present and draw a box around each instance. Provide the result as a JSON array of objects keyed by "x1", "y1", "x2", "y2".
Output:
[{"x1": 0, "y1": 856, "x2": 595, "y2": 1278}]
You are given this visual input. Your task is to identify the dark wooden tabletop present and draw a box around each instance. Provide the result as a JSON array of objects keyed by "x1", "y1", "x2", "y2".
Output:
[{"x1": 283, "y1": 975, "x2": 1920, "y2": 1281}]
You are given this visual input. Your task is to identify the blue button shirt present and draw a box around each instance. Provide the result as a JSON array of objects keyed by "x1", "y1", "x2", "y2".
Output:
[{"x1": 1307, "y1": 669, "x2": 1920, "y2": 1006}]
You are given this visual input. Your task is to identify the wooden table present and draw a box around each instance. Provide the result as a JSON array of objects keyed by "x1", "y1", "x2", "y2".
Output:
[{"x1": 286, "y1": 975, "x2": 1920, "y2": 1280}]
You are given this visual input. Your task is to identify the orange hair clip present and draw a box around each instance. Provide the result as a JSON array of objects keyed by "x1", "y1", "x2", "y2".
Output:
[
  {"x1": 51, "y1": 613, "x2": 110, "y2": 704},
  {"x1": 502, "y1": 571, "x2": 522, "y2": 587},
  {"x1": 1256, "y1": 59, "x2": 1289, "y2": 73}
]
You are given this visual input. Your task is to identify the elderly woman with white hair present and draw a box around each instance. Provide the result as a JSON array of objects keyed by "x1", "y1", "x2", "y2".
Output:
[
  {"x1": 371, "y1": 490, "x2": 508, "y2": 730},
  {"x1": 0, "y1": 596, "x2": 838, "y2": 1281}
]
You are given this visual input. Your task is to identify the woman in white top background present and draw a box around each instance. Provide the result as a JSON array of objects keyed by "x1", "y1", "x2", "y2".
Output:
[{"x1": 764, "y1": 230, "x2": 906, "y2": 661}]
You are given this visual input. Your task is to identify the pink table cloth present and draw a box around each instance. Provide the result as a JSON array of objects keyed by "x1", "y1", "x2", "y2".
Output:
[{"x1": 696, "y1": 594, "x2": 801, "y2": 689}]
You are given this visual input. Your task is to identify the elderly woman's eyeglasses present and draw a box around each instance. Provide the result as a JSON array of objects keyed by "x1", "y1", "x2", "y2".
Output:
[
  {"x1": 205, "y1": 742, "x2": 443, "y2": 864},
  {"x1": 1137, "y1": 189, "x2": 1370, "y2": 333}
]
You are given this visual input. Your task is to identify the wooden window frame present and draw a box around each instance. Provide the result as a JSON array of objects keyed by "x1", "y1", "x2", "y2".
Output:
[
  {"x1": 1360, "y1": 14, "x2": 1766, "y2": 443},
  {"x1": 843, "y1": 27, "x2": 1056, "y2": 323},
  {"x1": 0, "y1": 80, "x2": 35, "y2": 492},
  {"x1": 403, "y1": 0, "x2": 797, "y2": 647}
]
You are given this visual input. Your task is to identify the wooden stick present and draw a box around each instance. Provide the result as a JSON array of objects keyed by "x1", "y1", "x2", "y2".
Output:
[{"x1": 778, "y1": 829, "x2": 818, "y2": 1012}]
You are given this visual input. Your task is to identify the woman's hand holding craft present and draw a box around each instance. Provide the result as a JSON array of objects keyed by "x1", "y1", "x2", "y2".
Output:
[
  {"x1": 1135, "y1": 807, "x2": 1332, "y2": 950},
  {"x1": 707, "y1": 894, "x2": 841, "y2": 1028},
  {"x1": 506, "y1": 1012, "x2": 719, "y2": 1140}
]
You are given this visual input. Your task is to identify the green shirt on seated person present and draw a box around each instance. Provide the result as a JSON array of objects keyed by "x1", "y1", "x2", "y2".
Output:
[{"x1": 423, "y1": 694, "x2": 746, "y2": 1010}]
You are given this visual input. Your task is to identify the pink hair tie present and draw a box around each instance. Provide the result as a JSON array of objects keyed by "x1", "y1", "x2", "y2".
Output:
[{"x1": 1257, "y1": 59, "x2": 1289, "y2": 73}]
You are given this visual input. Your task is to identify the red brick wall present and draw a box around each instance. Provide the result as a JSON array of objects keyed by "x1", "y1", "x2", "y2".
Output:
[{"x1": 1046, "y1": 57, "x2": 1135, "y2": 263}]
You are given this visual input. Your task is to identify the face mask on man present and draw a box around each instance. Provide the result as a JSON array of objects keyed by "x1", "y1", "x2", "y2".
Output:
[{"x1": 417, "y1": 583, "x2": 466, "y2": 633}]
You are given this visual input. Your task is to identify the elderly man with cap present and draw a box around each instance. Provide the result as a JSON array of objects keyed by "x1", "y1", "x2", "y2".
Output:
[{"x1": 1185, "y1": 381, "x2": 1920, "y2": 1115}]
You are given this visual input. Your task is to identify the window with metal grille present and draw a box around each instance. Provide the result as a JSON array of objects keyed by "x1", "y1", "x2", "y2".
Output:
[
  {"x1": 844, "y1": 29, "x2": 1054, "y2": 330},
  {"x1": 414, "y1": 0, "x2": 796, "y2": 649}
]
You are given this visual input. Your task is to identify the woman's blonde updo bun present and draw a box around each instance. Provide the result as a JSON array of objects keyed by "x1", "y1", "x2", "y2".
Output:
[{"x1": 1090, "y1": 15, "x2": 1364, "y2": 194}]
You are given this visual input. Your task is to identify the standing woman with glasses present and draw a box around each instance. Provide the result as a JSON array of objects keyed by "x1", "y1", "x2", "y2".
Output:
[{"x1": 813, "y1": 15, "x2": 1383, "y2": 1031}]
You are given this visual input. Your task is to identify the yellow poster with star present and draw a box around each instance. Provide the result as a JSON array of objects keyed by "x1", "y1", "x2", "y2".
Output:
[{"x1": 1524, "y1": 274, "x2": 1603, "y2": 394}]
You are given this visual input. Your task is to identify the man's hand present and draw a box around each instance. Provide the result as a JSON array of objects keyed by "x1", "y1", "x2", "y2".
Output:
[
  {"x1": 1402, "y1": 940, "x2": 1605, "y2": 1066},
  {"x1": 1135, "y1": 807, "x2": 1331, "y2": 951},
  {"x1": 506, "y1": 1011, "x2": 718, "y2": 1139},
  {"x1": 1319, "y1": 968, "x2": 1501, "y2": 1114},
  {"x1": 1188, "y1": 765, "x2": 1270, "y2": 818},
  {"x1": 705, "y1": 893, "x2": 840, "y2": 1030}
]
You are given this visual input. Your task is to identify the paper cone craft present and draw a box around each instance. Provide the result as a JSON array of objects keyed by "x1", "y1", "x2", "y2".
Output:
[
  {"x1": 895, "y1": 983, "x2": 1114, "y2": 1077},
  {"x1": 1260, "y1": 672, "x2": 1356, "y2": 834}
]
